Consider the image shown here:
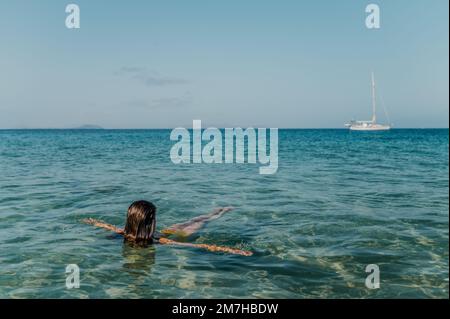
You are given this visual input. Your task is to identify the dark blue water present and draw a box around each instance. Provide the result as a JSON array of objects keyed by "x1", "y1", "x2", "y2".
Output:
[{"x1": 0, "y1": 129, "x2": 448, "y2": 298}]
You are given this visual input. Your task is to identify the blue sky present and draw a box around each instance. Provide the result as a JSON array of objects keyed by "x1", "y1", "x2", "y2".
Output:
[{"x1": 0, "y1": 0, "x2": 448, "y2": 128}]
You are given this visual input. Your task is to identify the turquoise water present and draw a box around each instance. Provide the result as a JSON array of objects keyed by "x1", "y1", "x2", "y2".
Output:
[{"x1": 0, "y1": 129, "x2": 448, "y2": 298}]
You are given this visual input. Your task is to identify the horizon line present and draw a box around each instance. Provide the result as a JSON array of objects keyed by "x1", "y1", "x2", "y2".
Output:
[{"x1": 0, "y1": 127, "x2": 448, "y2": 130}]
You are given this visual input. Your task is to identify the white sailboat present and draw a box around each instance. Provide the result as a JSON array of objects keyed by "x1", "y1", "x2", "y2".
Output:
[{"x1": 346, "y1": 72, "x2": 391, "y2": 131}]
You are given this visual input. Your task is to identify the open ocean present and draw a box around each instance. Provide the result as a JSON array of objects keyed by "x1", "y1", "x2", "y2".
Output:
[{"x1": 0, "y1": 129, "x2": 448, "y2": 298}]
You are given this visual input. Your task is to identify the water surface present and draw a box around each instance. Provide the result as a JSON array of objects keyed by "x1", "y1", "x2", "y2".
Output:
[{"x1": 0, "y1": 129, "x2": 448, "y2": 298}]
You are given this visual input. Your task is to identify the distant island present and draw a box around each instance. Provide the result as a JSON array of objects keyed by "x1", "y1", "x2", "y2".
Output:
[{"x1": 75, "y1": 125, "x2": 104, "y2": 129}]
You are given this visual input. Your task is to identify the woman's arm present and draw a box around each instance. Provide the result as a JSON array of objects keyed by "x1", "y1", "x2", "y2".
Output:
[
  {"x1": 161, "y1": 207, "x2": 234, "y2": 236},
  {"x1": 158, "y1": 237, "x2": 253, "y2": 256},
  {"x1": 82, "y1": 218, "x2": 125, "y2": 235}
]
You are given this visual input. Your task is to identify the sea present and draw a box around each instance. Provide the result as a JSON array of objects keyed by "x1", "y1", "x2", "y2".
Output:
[{"x1": 0, "y1": 129, "x2": 448, "y2": 298}]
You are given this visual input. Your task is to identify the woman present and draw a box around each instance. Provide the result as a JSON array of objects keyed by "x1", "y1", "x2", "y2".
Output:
[{"x1": 83, "y1": 200, "x2": 252, "y2": 256}]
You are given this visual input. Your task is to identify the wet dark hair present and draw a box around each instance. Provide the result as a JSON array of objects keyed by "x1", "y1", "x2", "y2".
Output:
[{"x1": 124, "y1": 200, "x2": 156, "y2": 244}]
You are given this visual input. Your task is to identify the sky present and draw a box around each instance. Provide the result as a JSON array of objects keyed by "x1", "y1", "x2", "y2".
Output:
[{"x1": 0, "y1": 0, "x2": 448, "y2": 128}]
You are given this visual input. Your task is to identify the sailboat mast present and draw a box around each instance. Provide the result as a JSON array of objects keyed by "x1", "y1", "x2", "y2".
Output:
[{"x1": 371, "y1": 72, "x2": 376, "y2": 123}]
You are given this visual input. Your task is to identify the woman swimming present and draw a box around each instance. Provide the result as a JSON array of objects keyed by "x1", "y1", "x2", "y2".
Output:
[{"x1": 83, "y1": 200, "x2": 252, "y2": 256}]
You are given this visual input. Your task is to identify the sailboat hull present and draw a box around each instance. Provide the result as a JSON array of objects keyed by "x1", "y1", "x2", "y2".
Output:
[{"x1": 349, "y1": 124, "x2": 391, "y2": 131}]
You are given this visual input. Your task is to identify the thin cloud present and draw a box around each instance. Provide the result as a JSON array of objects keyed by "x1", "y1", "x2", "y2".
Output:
[
  {"x1": 127, "y1": 94, "x2": 193, "y2": 109},
  {"x1": 116, "y1": 67, "x2": 187, "y2": 86}
]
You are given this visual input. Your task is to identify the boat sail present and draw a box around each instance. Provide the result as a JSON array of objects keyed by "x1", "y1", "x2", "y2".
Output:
[{"x1": 346, "y1": 73, "x2": 391, "y2": 131}]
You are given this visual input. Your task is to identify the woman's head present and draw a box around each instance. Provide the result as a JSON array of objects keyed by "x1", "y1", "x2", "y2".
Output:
[{"x1": 124, "y1": 200, "x2": 156, "y2": 243}]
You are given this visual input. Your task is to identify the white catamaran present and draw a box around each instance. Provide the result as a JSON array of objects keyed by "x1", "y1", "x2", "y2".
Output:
[{"x1": 346, "y1": 73, "x2": 391, "y2": 131}]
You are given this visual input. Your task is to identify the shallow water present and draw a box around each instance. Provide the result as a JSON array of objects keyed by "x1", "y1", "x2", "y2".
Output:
[{"x1": 0, "y1": 129, "x2": 448, "y2": 298}]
